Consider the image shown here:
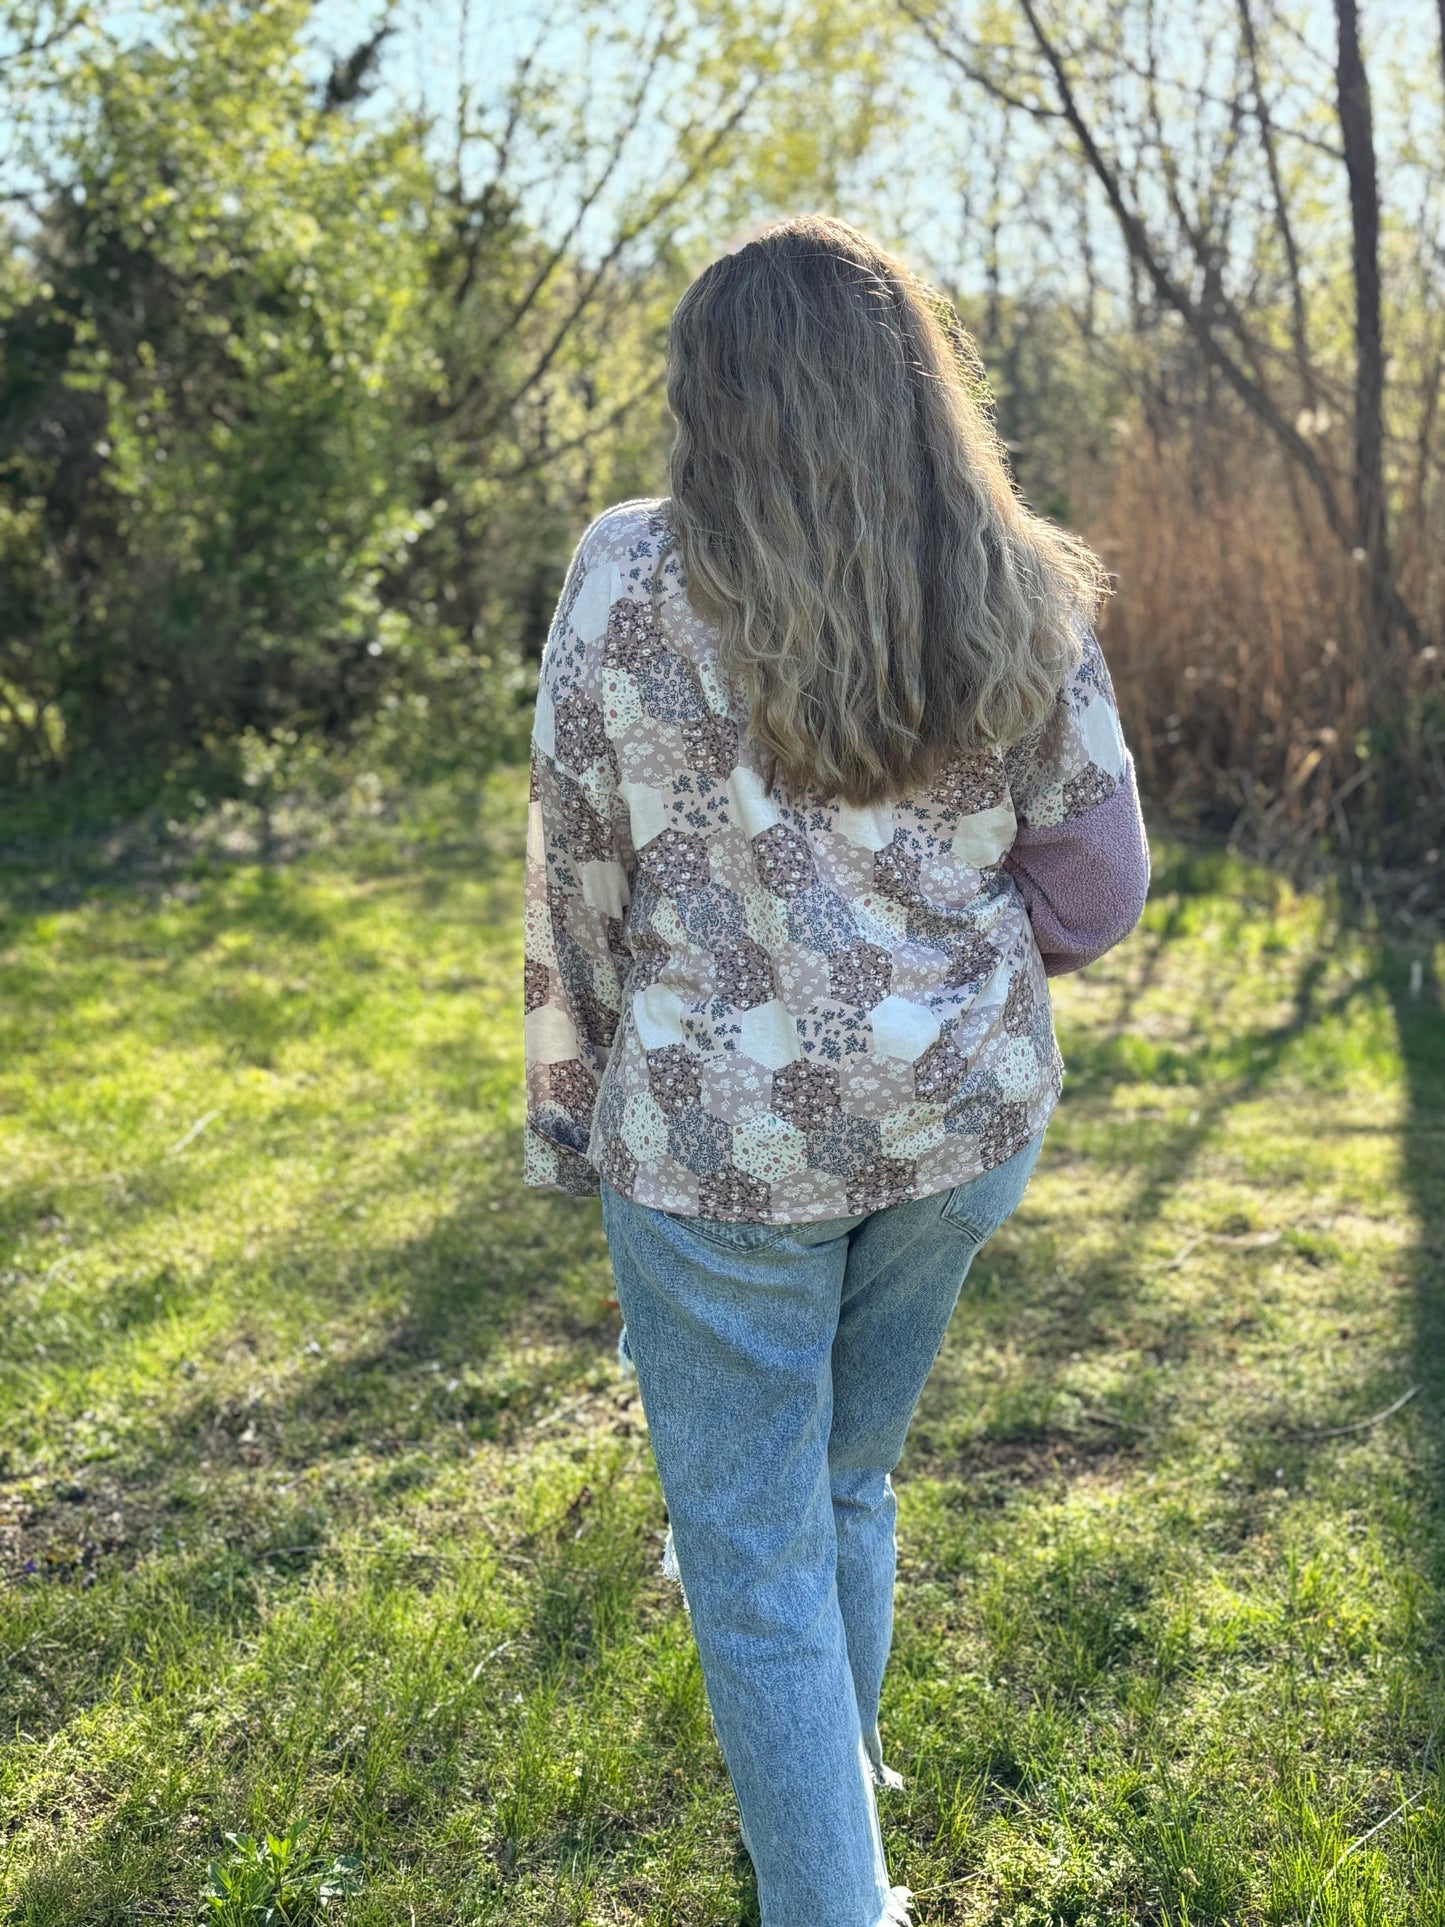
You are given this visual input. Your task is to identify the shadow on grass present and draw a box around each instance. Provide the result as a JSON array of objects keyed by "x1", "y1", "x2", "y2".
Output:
[
  {"x1": 911, "y1": 895, "x2": 1394, "y2": 1471},
  {"x1": 222, "y1": 1181, "x2": 620, "y2": 1453},
  {"x1": 0, "y1": 1174, "x2": 633, "y2": 1749},
  {"x1": 1387, "y1": 942, "x2": 1445, "y2": 1754},
  {"x1": 6, "y1": 818, "x2": 1444, "y2": 1924}
]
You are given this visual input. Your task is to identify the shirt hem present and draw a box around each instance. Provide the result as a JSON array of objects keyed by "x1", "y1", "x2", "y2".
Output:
[
  {"x1": 523, "y1": 1125, "x2": 601, "y2": 1198},
  {"x1": 574, "y1": 1070, "x2": 1063, "y2": 1226}
]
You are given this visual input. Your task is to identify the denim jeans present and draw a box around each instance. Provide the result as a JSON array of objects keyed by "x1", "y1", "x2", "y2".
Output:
[{"x1": 600, "y1": 1128, "x2": 1045, "y2": 1927}]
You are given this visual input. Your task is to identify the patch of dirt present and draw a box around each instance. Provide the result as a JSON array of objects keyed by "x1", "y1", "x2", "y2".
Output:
[
  {"x1": 0, "y1": 1471, "x2": 160, "y2": 1586},
  {"x1": 0, "y1": 1368, "x2": 650, "y2": 1594},
  {"x1": 901, "y1": 1424, "x2": 1138, "y2": 1496}
]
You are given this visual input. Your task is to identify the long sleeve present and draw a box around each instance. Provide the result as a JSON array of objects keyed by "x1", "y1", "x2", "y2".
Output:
[
  {"x1": 523, "y1": 525, "x2": 636, "y2": 1196},
  {"x1": 1003, "y1": 628, "x2": 1150, "y2": 977}
]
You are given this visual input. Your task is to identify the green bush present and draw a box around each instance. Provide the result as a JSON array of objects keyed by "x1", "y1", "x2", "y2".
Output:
[{"x1": 0, "y1": 0, "x2": 435, "y2": 780}]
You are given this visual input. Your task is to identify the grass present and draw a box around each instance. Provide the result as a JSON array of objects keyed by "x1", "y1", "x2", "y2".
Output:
[{"x1": 1, "y1": 767, "x2": 1443, "y2": 1925}]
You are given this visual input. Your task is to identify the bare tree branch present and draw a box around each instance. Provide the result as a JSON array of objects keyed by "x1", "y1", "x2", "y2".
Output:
[
  {"x1": 477, "y1": 17, "x2": 673, "y2": 351},
  {"x1": 495, "y1": 367, "x2": 667, "y2": 481},
  {"x1": 1238, "y1": 0, "x2": 1320, "y2": 416},
  {"x1": 1012, "y1": 0, "x2": 1352, "y2": 552},
  {"x1": 461, "y1": 77, "x2": 765, "y2": 439},
  {"x1": 1068, "y1": 22, "x2": 1344, "y2": 159},
  {"x1": 0, "y1": 1, "x2": 85, "y2": 72},
  {"x1": 898, "y1": 2, "x2": 1066, "y2": 121},
  {"x1": 447, "y1": 16, "x2": 550, "y2": 308}
]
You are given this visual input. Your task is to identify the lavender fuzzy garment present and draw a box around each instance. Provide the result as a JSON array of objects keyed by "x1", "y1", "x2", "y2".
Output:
[{"x1": 1004, "y1": 756, "x2": 1151, "y2": 975}]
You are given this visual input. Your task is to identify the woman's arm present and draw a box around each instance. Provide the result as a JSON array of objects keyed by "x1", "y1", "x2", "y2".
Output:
[
  {"x1": 1004, "y1": 756, "x2": 1150, "y2": 975},
  {"x1": 523, "y1": 524, "x2": 636, "y2": 1195},
  {"x1": 1003, "y1": 629, "x2": 1150, "y2": 976}
]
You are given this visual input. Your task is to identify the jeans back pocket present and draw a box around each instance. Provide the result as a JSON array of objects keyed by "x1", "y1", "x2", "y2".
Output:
[
  {"x1": 939, "y1": 1127, "x2": 1047, "y2": 1244},
  {"x1": 684, "y1": 1216, "x2": 789, "y2": 1253}
]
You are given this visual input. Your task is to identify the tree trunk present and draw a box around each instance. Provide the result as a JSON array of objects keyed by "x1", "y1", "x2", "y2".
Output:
[{"x1": 1333, "y1": 0, "x2": 1394, "y2": 669}]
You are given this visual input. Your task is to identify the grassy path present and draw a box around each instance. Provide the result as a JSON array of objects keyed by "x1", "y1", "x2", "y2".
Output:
[{"x1": 1, "y1": 772, "x2": 1443, "y2": 1925}]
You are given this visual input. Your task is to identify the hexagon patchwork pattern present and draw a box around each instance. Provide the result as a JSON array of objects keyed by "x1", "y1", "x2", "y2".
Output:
[
  {"x1": 524, "y1": 499, "x2": 1130, "y2": 1221},
  {"x1": 828, "y1": 940, "x2": 892, "y2": 1009}
]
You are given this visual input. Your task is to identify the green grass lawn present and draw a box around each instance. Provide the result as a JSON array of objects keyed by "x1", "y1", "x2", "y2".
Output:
[{"x1": 2, "y1": 769, "x2": 1443, "y2": 1926}]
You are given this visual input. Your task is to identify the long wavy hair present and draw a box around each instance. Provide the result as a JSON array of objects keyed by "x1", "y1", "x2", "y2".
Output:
[{"x1": 666, "y1": 214, "x2": 1109, "y2": 807}]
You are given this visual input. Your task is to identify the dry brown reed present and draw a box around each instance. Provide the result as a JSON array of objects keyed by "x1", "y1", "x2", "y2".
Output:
[{"x1": 1086, "y1": 427, "x2": 1443, "y2": 920}]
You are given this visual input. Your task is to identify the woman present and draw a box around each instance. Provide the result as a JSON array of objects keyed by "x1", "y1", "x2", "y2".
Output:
[{"x1": 523, "y1": 215, "x2": 1148, "y2": 1927}]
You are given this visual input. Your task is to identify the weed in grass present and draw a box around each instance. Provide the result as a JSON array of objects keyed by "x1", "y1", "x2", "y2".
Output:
[{"x1": 200, "y1": 1826, "x2": 362, "y2": 1924}]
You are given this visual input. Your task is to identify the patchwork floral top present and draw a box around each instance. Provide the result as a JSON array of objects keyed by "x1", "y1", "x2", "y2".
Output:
[{"x1": 524, "y1": 498, "x2": 1148, "y2": 1223}]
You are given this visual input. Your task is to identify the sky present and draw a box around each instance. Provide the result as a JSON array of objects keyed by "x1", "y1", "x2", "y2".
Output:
[
  {"x1": 5, "y1": 0, "x2": 1438, "y2": 311},
  {"x1": 294, "y1": 0, "x2": 1440, "y2": 304}
]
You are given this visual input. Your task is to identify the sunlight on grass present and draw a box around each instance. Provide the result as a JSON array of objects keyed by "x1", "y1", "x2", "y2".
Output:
[{"x1": 1, "y1": 782, "x2": 1442, "y2": 1924}]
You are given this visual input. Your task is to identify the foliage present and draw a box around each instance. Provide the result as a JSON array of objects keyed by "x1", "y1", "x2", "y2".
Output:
[
  {"x1": 201, "y1": 1827, "x2": 362, "y2": 1925},
  {"x1": 0, "y1": 0, "x2": 436, "y2": 780},
  {"x1": 0, "y1": 0, "x2": 904, "y2": 793},
  {"x1": 908, "y1": 0, "x2": 1445, "y2": 877},
  {"x1": 1, "y1": 0, "x2": 1441, "y2": 865}
]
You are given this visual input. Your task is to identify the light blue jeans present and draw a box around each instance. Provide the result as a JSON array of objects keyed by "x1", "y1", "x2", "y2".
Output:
[{"x1": 600, "y1": 1128, "x2": 1045, "y2": 1927}]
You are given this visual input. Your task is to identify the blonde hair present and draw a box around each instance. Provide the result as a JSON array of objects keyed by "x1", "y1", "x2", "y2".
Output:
[{"x1": 666, "y1": 214, "x2": 1108, "y2": 807}]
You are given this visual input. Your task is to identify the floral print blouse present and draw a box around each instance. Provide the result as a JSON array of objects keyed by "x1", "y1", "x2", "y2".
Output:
[{"x1": 524, "y1": 497, "x2": 1144, "y2": 1223}]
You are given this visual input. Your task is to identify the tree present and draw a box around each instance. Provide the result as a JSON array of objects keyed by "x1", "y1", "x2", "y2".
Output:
[
  {"x1": 0, "y1": 0, "x2": 899, "y2": 784},
  {"x1": 0, "y1": 0, "x2": 433, "y2": 777},
  {"x1": 908, "y1": 0, "x2": 1439, "y2": 660},
  {"x1": 897, "y1": 0, "x2": 1443, "y2": 864}
]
